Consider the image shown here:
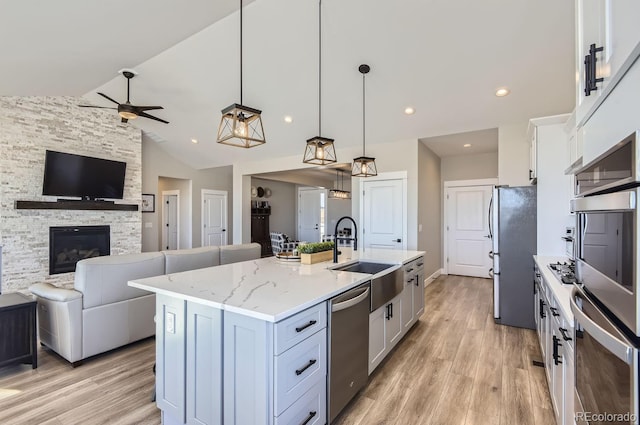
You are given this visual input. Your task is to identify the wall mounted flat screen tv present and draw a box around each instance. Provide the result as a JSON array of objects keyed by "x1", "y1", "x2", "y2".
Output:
[{"x1": 42, "y1": 150, "x2": 127, "y2": 200}]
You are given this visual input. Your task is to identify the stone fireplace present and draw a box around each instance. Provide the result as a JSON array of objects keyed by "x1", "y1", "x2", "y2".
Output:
[{"x1": 49, "y1": 226, "x2": 110, "y2": 274}]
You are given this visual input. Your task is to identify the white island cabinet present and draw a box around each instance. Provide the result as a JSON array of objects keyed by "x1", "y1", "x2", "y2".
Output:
[{"x1": 130, "y1": 249, "x2": 425, "y2": 425}]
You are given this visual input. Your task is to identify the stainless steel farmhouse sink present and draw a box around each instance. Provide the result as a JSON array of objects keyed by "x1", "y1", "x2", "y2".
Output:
[
  {"x1": 331, "y1": 261, "x2": 403, "y2": 311},
  {"x1": 331, "y1": 261, "x2": 393, "y2": 275}
]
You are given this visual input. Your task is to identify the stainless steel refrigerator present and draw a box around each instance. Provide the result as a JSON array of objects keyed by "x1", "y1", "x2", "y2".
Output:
[{"x1": 489, "y1": 186, "x2": 537, "y2": 329}]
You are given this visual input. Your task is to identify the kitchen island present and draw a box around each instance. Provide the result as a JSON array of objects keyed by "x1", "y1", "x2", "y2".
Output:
[{"x1": 129, "y1": 249, "x2": 425, "y2": 425}]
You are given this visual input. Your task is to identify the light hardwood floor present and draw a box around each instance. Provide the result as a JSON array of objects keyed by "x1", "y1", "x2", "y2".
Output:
[{"x1": 0, "y1": 275, "x2": 554, "y2": 425}]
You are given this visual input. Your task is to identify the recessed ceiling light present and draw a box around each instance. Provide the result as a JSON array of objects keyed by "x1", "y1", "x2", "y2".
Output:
[
  {"x1": 463, "y1": 143, "x2": 471, "y2": 148},
  {"x1": 284, "y1": 115, "x2": 293, "y2": 123},
  {"x1": 495, "y1": 87, "x2": 510, "y2": 97},
  {"x1": 191, "y1": 139, "x2": 198, "y2": 144},
  {"x1": 404, "y1": 107, "x2": 415, "y2": 115}
]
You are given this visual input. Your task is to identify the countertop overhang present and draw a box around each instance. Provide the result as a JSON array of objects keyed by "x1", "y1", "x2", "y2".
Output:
[
  {"x1": 533, "y1": 255, "x2": 574, "y2": 322},
  {"x1": 129, "y1": 249, "x2": 425, "y2": 322}
]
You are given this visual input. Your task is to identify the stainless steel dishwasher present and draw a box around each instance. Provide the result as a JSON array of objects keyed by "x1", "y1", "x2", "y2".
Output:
[{"x1": 328, "y1": 282, "x2": 370, "y2": 423}]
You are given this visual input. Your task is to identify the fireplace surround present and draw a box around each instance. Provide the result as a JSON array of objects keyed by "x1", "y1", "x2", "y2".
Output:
[{"x1": 49, "y1": 226, "x2": 110, "y2": 275}]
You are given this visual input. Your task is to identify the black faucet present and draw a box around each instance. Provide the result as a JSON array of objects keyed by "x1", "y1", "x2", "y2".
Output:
[{"x1": 333, "y1": 216, "x2": 358, "y2": 263}]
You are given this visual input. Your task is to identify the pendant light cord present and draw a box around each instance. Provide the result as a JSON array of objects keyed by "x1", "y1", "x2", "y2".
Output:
[
  {"x1": 362, "y1": 72, "x2": 366, "y2": 156},
  {"x1": 240, "y1": 0, "x2": 243, "y2": 105},
  {"x1": 318, "y1": 0, "x2": 322, "y2": 136}
]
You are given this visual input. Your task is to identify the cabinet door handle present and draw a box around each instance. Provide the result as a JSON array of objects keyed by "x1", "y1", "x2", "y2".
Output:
[
  {"x1": 584, "y1": 43, "x2": 604, "y2": 96},
  {"x1": 539, "y1": 300, "x2": 546, "y2": 319},
  {"x1": 295, "y1": 320, "x2": 317, "y2": 333},
  {"x1": 559, "y1": 327, "x2": 573, "y2": 341},
  {"x1": 552, "y1": 335, "x2": 563, "y2": 366},
  {"x1": 550, "y1": 307, "x2": 560, "y2": 317},
  {"x1": 295, "y1": 359, "x2": 317, "y2": 376},
  {"x1": 386, "y1": 304, "x2": 391, "y2": 320},
  {"x1": 415, "y1": 275, "x2": 420, "y2": 287},
  {"x1": 390, "y1": 302, "x2": 393, "y2": 318},
  {"x1": 301, "y1": 411, "x2": 317, "y2": 425}
]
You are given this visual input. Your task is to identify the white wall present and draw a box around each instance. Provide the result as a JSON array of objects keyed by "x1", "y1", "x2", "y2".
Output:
[
  {"x1": 142, "y1": 136, "x2": 233, "y2": 251},
  {"x1": 441, "y1": 152, "x2": 498, "y2": 182},
  {"x1": 251, "y1": 177, "x2": 296, "y2": 239},
  {"x1": 498, "y1": 123, "x2": 530, "y2": 186},
  {"x1": 234, "y1": 139, "x2": 421, "y2": 251},
  {"x1": 158, "y1": 177, "x2": 192, "y2": 250},
  {"x1": 418, "y1": 143, "x2": 442, "y2": 277}
]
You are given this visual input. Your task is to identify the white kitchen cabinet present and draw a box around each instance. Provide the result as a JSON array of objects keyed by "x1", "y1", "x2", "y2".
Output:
[
  {"x1": 401, "y1": 256, "x2": 425, "y2": 330},
  {"x1": 575, "y1": 0, "x2": 640, "y2": 126},
  {"x1": 368, "y1": 292, "x2": 402, "y2": 375},
  {"x1": 413, "y1": 260, "x2": 425, "y2": 320},
  {"x1": 531, "y1": 115, "x2": 573, "y2": 256},
  {"x1": 156, "y1": 296, "x2": 328, "y2": 425},
  {"x1": 528, "y1": 125, "x2": 538, "y2": 183},
  {"x1": 401, "y1": 274, "x2": 414, "y2": 331},
  {"x1": 533, "y1": 262, "x2": 576, "y2": 425}
]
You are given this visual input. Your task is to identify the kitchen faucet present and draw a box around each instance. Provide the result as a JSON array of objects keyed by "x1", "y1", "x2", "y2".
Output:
[{"x1": 333, "y1": 216, "x2": 358, "y2": 263}]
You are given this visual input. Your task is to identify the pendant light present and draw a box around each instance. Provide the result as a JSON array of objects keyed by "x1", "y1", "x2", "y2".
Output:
[
  {"x1": 303, "y1": 0, "x2": 337, "y2": 165},
  {"x1": 352, "y1": 64, "x2": 377, "y2": 177},
  {"x1": 217, "y1": 0, "x2": 266, "y2": 148},
  {"x1": 328, "y1": 169, "x2": 351, "y2": 199}
]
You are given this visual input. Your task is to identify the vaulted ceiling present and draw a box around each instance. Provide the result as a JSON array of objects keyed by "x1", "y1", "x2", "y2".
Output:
[{"x1": 1, "y1": 0, "x2": 575, "y2": 169}]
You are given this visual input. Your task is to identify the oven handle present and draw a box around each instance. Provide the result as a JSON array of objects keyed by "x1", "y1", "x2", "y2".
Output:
[{"x1": 570, "y1": 286, "x2": 633, "y2": 364}]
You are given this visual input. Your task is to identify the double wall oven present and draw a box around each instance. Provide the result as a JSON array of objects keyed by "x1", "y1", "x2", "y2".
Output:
[{"x1": 570, "y1": 131, "x2": 640, "y2": 424}]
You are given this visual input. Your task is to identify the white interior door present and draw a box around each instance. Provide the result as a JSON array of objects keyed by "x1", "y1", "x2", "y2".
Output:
[
  {"x1": 298, "y1": 188, "x2": 326, "y2": 242},
  {"x1": 162, "y1": 193, "x2": 179, "y2": 250},
  {"x1": 202, "y1": 190, "x2": 228, "y2": 247},
  {"x1": 446, "y1": 185, "x2": 493, "y2": 277},
  {"x1": 362, "y1": 179, "x2": 405, "y2": 250}
]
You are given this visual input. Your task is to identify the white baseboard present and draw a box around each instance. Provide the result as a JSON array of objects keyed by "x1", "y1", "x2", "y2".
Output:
[{"x1": 424, "y1": 268, "x2": 444, "y2": 287}]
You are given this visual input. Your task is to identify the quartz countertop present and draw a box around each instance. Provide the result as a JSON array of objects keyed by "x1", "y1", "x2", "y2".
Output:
[
  {"x1": 533, "y1": 255, "x2": 574, "y2": 323},
  {"x1": 129, "y1": 249, "x2": 425, "y2": 322}
]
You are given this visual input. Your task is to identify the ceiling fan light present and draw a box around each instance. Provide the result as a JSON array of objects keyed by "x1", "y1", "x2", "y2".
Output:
[
  {"x1": 118, "y1": 111, "x2": 138, "y2": 120},
  {"x1": 352, "y1": 156, "x2": 377, "y2": 177},
  {"x1": 303, "y1": 136, "x2": 337, "y2": 165},
  {"x1": 217, "y1": 103, "x2": 266, "y2": 148}
]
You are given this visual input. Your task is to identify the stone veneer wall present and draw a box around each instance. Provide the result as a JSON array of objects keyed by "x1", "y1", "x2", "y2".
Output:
[{"x1": 0, "y1": 97, "x2": 142, "y2": 292}]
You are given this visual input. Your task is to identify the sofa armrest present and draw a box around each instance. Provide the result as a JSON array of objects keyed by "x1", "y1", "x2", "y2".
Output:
[
  {"x1": 30, "y1": 282, "x2": 82, "y2": 302},
  {"x1": 29, "y1": 283, "x2": 83, "y2": 363}
]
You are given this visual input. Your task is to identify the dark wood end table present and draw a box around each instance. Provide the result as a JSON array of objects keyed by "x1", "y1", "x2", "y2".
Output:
[{"x1": 0, "y1": 293, "x2": 37, "y2": 369}]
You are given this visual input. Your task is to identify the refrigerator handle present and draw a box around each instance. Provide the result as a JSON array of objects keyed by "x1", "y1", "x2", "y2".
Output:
[{"x1": 488, "y1": 195, "x2": 493, "y2": 239}]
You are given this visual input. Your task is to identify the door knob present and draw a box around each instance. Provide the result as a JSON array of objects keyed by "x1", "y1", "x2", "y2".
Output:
[
  {"x1": 222, "y1": 229, "x2": 226, "y2": 232},
  {"x1": 392, "y1": 239, "x2": 401, "y2": 243},
  {"x1": 484, "y1": 235, "x2": 491, "y2": 238}
]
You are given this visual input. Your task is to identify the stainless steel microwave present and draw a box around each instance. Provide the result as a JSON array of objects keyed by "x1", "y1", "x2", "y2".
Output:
[{"x1": 575, "y1": 131, "x2": 638, "y2": 197}]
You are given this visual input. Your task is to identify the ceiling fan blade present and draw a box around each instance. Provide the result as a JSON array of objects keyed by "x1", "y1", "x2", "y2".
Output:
[
  {"x1": 134, "y1": 105, "x2": 164, "y2": 111},
  {"x1": 97, "y1": 92, "x2": 121, "y2": 105},
  {"x1": 138, "y1": 111, "x2": 169, "y2": 124},
  {"x1": 79, "y1": 105, "x2": 117, "y2": 109}
]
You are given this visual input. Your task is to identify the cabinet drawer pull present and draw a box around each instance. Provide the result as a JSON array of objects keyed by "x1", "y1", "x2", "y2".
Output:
[
  {"x1": 295, "y1": 359, "x2": 317, "y2": 376},
  {"x1": 301, "y1": 411, "x2": 317, "y2": 425},
  {"x1": 406, "y1": 268, "x2": 414, "y2": 273},
  {"x1": 417, "y1": 262, "x2": 423, "y2": 267},
  {"x1": 295, "y1": 320, "x2": 317, "y2": 333},
  {"x1": 550, "y1": 307, "x2": 560, "y2": 317},
  {"x1": 559, "y1": 327, "x2": 573, "y2": 341}
]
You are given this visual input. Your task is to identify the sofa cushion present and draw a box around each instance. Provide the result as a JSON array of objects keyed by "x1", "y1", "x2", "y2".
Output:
[
  {"x1": 164, "y1": 246, "x2": 220, "y2": 274},
  {"x1": 219, "y1": 243, "x2": 261, "y2": 265},
  {"x1": 75, "y1": 252, "x2": 165, "y2": 309}
]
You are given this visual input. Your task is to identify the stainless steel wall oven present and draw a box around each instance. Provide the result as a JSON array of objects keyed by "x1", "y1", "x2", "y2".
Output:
[{"x1": 571, "y1": 131, "x2": 640, "y2": 424}]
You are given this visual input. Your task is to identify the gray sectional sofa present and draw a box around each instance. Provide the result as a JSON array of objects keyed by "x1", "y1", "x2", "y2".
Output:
[{"x1": 29, "y1": 243, "x2": 261, "y2": 365}]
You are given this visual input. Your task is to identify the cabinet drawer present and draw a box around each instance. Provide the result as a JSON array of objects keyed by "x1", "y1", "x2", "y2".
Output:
[
  {"x1": 274, "y1": 329, "x2": 327, "y2": 416},
  {"x1": 403, "y1": 260, "x2": 417, "y2": 275},
  {"x1": 275, "y1": 381, "x2": 326, "y2": 425},
  {"x1": 274, "y1": 303, "x2": 327, "y2": 355}
]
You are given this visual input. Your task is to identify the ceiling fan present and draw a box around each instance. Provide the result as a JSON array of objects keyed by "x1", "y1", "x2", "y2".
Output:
[{"x1": 80, "y1": 70, "x2": 169, "y2": 124}]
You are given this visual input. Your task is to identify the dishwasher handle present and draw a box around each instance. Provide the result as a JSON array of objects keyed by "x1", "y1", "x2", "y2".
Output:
[{"x1": 332, "y1": 287, "x2": 370, "y2": 313}]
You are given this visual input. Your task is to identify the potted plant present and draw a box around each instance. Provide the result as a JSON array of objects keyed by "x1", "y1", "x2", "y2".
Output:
[{"x1": 298, "y1": 241, "x2": 335, "y2": 264}]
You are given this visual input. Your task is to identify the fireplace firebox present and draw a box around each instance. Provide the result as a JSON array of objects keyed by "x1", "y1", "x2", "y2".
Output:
[{"x1": 49, "y1": 226, "x2": 110, "y2": 275}]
